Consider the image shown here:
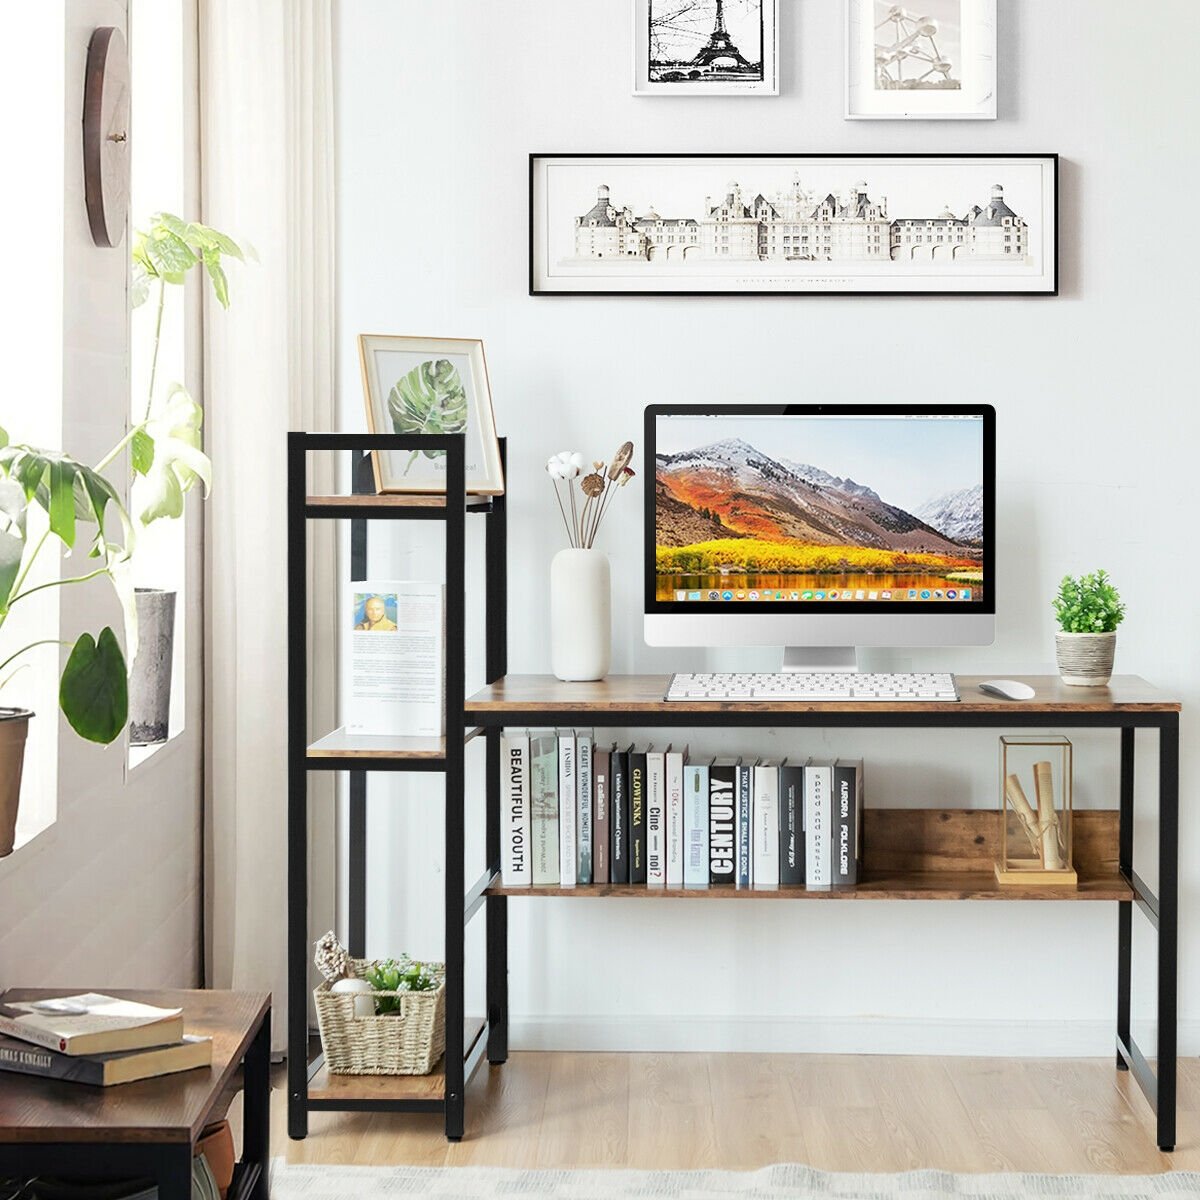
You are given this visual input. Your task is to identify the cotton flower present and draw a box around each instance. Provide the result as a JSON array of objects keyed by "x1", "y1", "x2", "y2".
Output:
[{"x1": 546, "y1": 451, "x2": 585, "y2": 480}]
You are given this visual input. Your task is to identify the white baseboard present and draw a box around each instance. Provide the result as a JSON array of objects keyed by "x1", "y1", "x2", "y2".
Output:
[{"x1": 509, "y1": 1015, "x2": 1200, "y2": 1057}]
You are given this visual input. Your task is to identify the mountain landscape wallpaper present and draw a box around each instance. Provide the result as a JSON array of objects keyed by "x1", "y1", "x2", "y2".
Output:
[{"x1": 654, "y1": 417, "x2": 985, "y2": 600}]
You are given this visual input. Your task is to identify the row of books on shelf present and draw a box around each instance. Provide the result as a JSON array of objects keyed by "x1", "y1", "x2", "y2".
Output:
[{"x1": 499, "y1": 730, "x2": 864, "y2": 891}]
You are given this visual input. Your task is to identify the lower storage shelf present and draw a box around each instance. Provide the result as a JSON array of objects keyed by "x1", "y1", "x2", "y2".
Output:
[
  {"x1": 307, "y1": 1018, "x2": 486, "y2": 1105},
  {"x1": 486, "y1": 809, "x2": 1126, "y2": 902}
]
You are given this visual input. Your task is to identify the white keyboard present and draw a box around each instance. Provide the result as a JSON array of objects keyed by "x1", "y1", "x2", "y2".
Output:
[{"x1": 665, "y1": 672, "x2": 960, "y2": 702}]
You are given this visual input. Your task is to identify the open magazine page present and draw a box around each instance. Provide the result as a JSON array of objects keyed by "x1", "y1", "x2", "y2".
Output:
[{"x1": 343, "y1": 581, "x2": 445, "y2": 736}]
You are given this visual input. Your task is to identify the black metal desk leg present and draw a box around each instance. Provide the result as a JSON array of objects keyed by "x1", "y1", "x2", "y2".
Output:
[
  {"x1": 244, "y1": 1009, "x2": 272, "y2": 1199},
  {"x1": 1157, "y1": 717, "x2": 1179, "y2": 1152},
  {"x1": 1116, "y1": 726, "x2": 1134, "y2": 1069},
  {"x1": 155, "y1": 1145, "x2": 195, "y2": 1200},
  {"x1": 286, "y1": 434, "x2": 309, "y2": 1141}
]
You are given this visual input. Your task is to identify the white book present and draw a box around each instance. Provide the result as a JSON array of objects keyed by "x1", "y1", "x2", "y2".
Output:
[
  {"x1": 753, "y1": 760, "x2": 780, "y2": 889},
  {"x1": 343, "y1": 580, "x2": 445, "y2": 735},
  {"x1": 683, "y1": 762, "x2": 709, "y2": 888},
  {"x1": 500, "y1": 731, "x2": 530, "y2": 887},
  {"x1": 646, "y1": 747, "x2": 666, "y2": 887},
  {"x1": 804, "y1": 760, "x2": 834, "y2": 890},
  {"x1": 557, "y1": 731, "x2": 577, "y2": 888},
  {"x1": 665, "y1": 746, "x2": 685, "y2": 888},
  {"x1": 576, "y1": 731, "x2": 593, "y2": 885}
]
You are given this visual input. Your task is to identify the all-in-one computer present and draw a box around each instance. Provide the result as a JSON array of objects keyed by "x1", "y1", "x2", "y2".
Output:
[{"x1": 645, "y1": 404, "x2": 995, "y2": 701}]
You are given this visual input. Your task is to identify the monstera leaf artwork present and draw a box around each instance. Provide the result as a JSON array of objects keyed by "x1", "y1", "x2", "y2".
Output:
[{"x1": 386, "y1": 359, "x2": 469, "y2": 476}]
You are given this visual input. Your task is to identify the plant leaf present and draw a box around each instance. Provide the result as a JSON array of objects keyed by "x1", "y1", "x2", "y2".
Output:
[
  {"x1": 59, "y1": 627, "x2": 128, "y2": 744},
  {"x1": 0, "y1": 478, "x2": 27, "y2": 612},
  {"x1": 131, "y1": 428, "x2": 155, "y2": 476},
  {"x1": 0, "y1": 426, "x2": 7, "y2": 449},
  {"x1": 132, "y1": 383, "x2": 212, "y2": 524},
  {"x1": 386, "y1": 359, "x2": 468, "y2": 474},
  {"x1": 48, "y1": 458, "x2": 77, "y2": 548},
  {"x1": 201, "y1": 247, "x2": 230, "y2": 308},
  {"x1": 142, "y1": 228, "x2": 197, "y2": 284},
  {"x1": 130, "y1": 262, "x2": 151, "y2": 308}
]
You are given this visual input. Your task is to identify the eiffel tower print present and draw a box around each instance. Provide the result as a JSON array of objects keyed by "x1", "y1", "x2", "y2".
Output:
[{"x1": 647, "y1": 0, "x2": 765, "y2": 85}]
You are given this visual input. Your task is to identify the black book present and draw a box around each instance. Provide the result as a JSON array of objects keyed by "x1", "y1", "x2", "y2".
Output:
[
  {"x1": 629, "y1": 747, "x2": 648, "y2": 885},
  {"x1": 708, "y1": 756, "x2": 737, "y2": 886},
  {"x1": 611, "y1": 745, "x2": 630, "y2": 885},
  {"x1": 779, "y1": 759, "x2": 807, "y2": 886},
  {"x1": 833, "y1": 758, "x2": 864, "y2": 886},
  {"x1": 735, "y1": 762, "x2": 752, "y2": 889}
]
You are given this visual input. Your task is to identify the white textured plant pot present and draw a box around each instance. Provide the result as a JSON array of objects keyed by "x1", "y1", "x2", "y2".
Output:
[
  {"x1": 1055, "y1": 631, "x2": 1117, "y2": 687},
  {"x1": 550, "y1": 548, "x2": 611, "y2": 682},
  {"x1": 129, "y1": 588, "x2": 177, "y2": 745}
]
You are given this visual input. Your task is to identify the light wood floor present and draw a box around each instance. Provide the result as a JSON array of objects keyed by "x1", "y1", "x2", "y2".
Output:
[{"x1": 258, "y1": 1052, "x2": 1200, "y2": 1175}]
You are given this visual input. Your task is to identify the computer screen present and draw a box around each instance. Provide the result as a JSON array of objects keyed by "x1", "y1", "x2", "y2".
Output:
[{"x1": 646, "y1": 405, "x2": 993, "y2": 615}]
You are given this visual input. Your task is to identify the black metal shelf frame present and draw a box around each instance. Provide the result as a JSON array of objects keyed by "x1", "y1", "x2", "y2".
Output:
[
  {"x1": 286, "y1": 432, "x2": 508, "y2": 1143},
  {"x1": 465, "y1": 703, "x2": 1179, "y2": 1153}
]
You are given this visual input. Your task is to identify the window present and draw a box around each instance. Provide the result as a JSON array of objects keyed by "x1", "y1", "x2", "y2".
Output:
[{"x1": 0, "y1": 5, "x2": 64, "y2": 852}]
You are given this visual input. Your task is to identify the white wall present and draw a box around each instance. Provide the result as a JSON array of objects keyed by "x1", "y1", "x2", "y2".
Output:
[
  {"x1": 334, "y1": 0, "x2": 1199, "y2": 1053},
  {"x1": 0, "y1": 0, "x2": 203, "y2": 990}
]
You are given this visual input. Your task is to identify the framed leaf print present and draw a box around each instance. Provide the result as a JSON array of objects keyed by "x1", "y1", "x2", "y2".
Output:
[{"x1": 358, "y1": 335, "x2": 505, "y2": 495}]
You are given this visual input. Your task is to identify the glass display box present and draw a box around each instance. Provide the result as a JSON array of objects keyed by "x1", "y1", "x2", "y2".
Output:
[{"x1": 997, "y1": 735, "x2": 1077, "y2": 887}]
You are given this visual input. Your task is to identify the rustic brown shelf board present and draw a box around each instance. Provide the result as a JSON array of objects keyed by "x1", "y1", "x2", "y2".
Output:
[
  {"x1": 486, "y1": 873, "x2": 1130, "y2": 902},
  {"x1": 464, "y1": 674, "x2": 1179, "y2": 716},
  {"x1": 486, "y1": 810, "x2": 1124, "y2": 902},
  {"x1": 307, "y1": 727, "x2": 454, "y2": 760},
  {"x1": 307, "y1": 1019, "x2": 485, "y2": 1103},
  {"x1": 307, "y1": 494, "x2": 492, "y2": 509}
]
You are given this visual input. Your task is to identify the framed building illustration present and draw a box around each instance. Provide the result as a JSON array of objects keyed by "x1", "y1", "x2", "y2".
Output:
[
  {"x1": 846, "y1": 0, "x2": 997, "y2": 119},
  {"x1": 634, "y1": 0, "x2": 779, "y2": 96},
  {"x1": 530, "y1": 153, "x2": 1057, "y2": 296}
]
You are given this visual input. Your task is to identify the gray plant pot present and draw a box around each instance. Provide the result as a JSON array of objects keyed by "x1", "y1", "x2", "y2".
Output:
[
  {"x1": 129, "y1": 588, "x2": 177, "y2": 745},
  {"x1": 0, "y1": 708, "x2": 32, "y2": 857},
  {"x1": 1055, "y1": 631, "x2": 1116, "y2": 687}
]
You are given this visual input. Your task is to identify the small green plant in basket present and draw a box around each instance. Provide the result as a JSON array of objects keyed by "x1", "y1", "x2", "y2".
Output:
[{"x1": 363, "y1": 957, "x2": 440, "y2": 1015}]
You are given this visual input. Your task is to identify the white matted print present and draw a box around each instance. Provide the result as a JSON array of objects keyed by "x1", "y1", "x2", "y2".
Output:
[
  {"x1": 634, "y1": 0, "x2": 778, "y2": 96},
  {"x1": 358, "y1": 335, "x2": 504, "y2": 495},
  {"x1": 530, "y1": 154, "x2": 1056, "y2": 296},
  {"x1": 846, "y1": 0, "x2": 996, "y2": 119}
]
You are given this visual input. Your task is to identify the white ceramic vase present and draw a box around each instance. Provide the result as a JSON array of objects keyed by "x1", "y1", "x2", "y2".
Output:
[{"x1": 550, "y1": 548, "x2": 611, "y2": 682}]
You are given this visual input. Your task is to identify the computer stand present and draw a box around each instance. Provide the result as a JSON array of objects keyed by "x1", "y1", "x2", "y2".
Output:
[{"x1": 782, "y1": 645, "x2": 860, "y2": 672}]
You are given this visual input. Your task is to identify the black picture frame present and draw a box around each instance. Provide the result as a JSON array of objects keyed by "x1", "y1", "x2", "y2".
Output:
[
  {"x1": 530, "y1": 153, "x2": 1059, "y2": 297},
  {"x1": 643, "y1": 403, "x2": 997, "y2": 617}
]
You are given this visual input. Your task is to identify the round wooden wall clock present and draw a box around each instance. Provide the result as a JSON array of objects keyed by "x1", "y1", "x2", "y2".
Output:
[{"x1": 83, "y1": 26, "x2": 130, "y2": 248}]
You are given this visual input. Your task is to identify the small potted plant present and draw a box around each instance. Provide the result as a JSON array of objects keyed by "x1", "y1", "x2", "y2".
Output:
[
  {"x1": 127, "y1": 214, "x2": 246, "y2": 744},
  {"x1": 1052, "y1": 569, "x2": 1125, "y2": 687}
]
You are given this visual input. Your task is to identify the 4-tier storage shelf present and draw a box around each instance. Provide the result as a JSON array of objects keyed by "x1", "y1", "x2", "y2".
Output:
[
  {"x1": 288, "y1": 433, "x2": 1180, "y2": 1151},
  {"x1": 287, "y1": 432, "x2": 507, "y2": 1142}
]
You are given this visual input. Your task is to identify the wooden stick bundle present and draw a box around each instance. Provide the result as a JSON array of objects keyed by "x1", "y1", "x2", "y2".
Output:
[
  {"x1": 1033, "y1": 760, "x2": 1065, "y2": 870},
  {"x1": 1004, "y1": 774, "x2": 1043, "y2": 856}
]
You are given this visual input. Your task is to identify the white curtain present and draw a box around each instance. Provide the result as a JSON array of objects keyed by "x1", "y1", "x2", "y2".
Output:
[{"x1": 200, "y1": 0, "x2": 338, "y2": 1052}]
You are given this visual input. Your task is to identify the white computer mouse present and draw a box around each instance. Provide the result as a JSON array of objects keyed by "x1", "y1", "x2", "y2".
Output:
[{"x1": 978, "y1": 679, "x2": 1036, "y2": 701}]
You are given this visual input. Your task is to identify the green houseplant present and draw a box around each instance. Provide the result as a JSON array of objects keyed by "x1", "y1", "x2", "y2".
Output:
[
  {"x1": 127, "y1": 215, "x2": 246, "y2": 745},
  {"x1": 0, "y1": 215, "x2": 243, "y2": 854},
  {"x1": 1052, "y1": 569, "x2": 1126, "y2": 687}
]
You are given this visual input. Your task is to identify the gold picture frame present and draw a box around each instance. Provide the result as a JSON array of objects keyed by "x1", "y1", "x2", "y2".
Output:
[{"x1": 358, "y1": 334, "x2": 505, "y2": 495}]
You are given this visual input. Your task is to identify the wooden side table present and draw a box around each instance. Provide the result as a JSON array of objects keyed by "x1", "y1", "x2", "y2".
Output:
[{"x1": 0, "y1": 989, "x2": 270, "y2": 1200}]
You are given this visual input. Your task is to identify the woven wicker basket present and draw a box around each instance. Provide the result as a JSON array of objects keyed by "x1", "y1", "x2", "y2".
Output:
[{"x1": 314, "y1": 958, "x2": 446, "y2": 1075}]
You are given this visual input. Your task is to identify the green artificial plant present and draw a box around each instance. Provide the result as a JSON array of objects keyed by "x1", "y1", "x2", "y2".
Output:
[
  {"x1": 1052, "y1": 569, "x2": 1126, "y2": 634},
  {"x1": 363, "y1": 957, "x2": 441, "y2": 1015},
  {"x1": 0, "y1": 215, "x2": 246, "y2": 744}
]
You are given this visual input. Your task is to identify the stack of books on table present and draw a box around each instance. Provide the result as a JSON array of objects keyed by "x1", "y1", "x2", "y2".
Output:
[
  {"x1": 0, "y1": 992, "x2": 212, "y2": 1086},
  {"x1": 499, "y1": 730, "x2": 864, "y2": 891}
]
